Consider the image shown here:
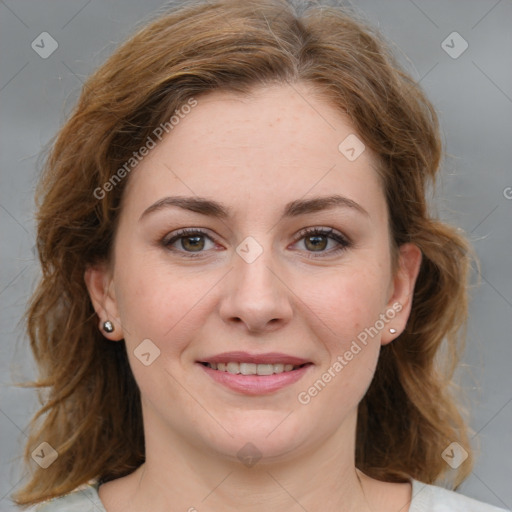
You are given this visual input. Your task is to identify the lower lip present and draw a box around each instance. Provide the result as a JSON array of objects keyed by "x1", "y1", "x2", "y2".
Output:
[{"x1": 198, "y1": 363, "x2": 312, "y2": 395}]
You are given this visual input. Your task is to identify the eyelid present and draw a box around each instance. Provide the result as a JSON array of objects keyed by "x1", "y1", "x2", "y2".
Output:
[
  {"x1": 293, "y1": 226, "x2": 351, "y2": 245},
  {"x1": 162, "y1": 227, "x2": 216, "y2": 245}
]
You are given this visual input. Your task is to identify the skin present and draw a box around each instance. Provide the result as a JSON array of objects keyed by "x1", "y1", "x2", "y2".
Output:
[{"x1": 85, "y1": 83, "x2": 422, "y2": 512}]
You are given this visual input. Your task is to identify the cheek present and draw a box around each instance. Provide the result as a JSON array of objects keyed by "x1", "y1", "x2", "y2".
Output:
[
  {"x1": 114, "y1": 259, "x2": 211, "y2": 355},
  {"x1": 304, "y1": 263, "x2": 390, "y2": 342},
  {"x1": 113, "y1": 263, "x2": 214, "y2": 405},
  {"x1": 296, "y1": 264, "x2": 388, "y2": 406}
]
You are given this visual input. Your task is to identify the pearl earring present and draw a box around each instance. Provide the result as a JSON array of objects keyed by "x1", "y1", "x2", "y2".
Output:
[
  {"x1": 103, "y1": 320, "x2": 114, "y2": 333},
  {"x1": 389, "y1": 328, "x2": 397, "y2": 334}
]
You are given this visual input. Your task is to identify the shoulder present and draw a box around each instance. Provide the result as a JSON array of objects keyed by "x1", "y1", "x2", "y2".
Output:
[
  {"x1": 26, "y1": 481, "x2": 105, "y2": 512},
  {"x1": 410, "y1": 479, "x2": 510, "y2": 512}
]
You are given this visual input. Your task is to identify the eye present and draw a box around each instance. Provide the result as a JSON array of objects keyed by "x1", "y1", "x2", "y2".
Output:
[
  {"x1": 292, "y1": 227, "x2": 351, "y2": 257},
  {"x1": 162, "y1": 228, "x2": 217, "y2": 257},
  {"x1": 161, "y1": 226, "x2": 351, "y2": 259}
]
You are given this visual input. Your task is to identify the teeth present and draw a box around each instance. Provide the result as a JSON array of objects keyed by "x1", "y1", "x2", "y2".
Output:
[
  {"x1": 256, "y1": 364, "x2": 274, "y2": 376},
  {"x1": 239, "y1": 363, "x2": 257, "y2": 375},
  {"x1": 205, "y1": 362, "x2": 302, "y2": 375},
  {"x1": 227, "y1": 362, "x2": 239, "y2": 374}
]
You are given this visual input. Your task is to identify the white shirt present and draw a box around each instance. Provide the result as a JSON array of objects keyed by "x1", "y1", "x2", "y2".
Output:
[{"x1": 29, "y1": 478, "x2": 510, "y2": 511}]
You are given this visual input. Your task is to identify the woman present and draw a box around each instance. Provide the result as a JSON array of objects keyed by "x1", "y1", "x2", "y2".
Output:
[{"x1": 14, "y1": 0, "x2": 509, "y2": 511}]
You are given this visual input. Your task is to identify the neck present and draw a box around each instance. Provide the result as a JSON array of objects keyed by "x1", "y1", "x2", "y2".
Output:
[{"x1": 112, "y1": 411, "x2": 372, "y2": 512}]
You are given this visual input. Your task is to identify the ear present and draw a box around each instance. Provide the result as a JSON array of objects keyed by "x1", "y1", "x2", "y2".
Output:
[
  {"x1": 84, "y1": 263, "x2": 124, "y2": 341},
  {"x1": 381, "y1": 243, "x2": 422, "y2": 346}
]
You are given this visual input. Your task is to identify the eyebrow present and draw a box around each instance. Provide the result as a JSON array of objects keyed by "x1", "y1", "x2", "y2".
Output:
[{"x1": 139, "y1": 194, "x2": 369, "y2": 221}]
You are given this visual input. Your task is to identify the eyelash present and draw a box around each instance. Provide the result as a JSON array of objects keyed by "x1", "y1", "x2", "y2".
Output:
[{"x1": 162, "y1": 227, "x2": 351, "y2": 259}]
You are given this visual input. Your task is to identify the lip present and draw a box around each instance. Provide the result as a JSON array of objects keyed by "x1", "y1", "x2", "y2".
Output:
[
  {"x1": 196, "y1": 351, "x2": 313, "y2": 395},
  {"x1": 198, "y1": 363, "x2": 312, "y2": 395},
  {"x1": 198, "y1": 351, "x2": 310, "y2": 366}
]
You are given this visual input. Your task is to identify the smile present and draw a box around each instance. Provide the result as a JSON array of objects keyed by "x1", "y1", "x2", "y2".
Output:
[
  {"x1": 197, "y1": 352, "x2": 313, "y2": 395},
  {"x1": 201, "y1": 362, "x2": 308, "y2": 375}
]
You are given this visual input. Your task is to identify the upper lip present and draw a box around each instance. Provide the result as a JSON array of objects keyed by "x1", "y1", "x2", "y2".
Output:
[{"x1": 198, "y1": 351, "x2": 311, "y2": 366}]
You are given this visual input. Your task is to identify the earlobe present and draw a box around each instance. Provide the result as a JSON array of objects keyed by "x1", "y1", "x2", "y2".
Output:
[
  {"x1": 84, "y1": 264, "x2": 124, "y2": 341},
  {"x1": 381, "y1": 243, "x2": 422, "y2": 345}
]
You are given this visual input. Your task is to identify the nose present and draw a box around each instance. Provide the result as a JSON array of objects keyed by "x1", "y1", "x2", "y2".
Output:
[{"x1": 218, "y1": 245, "x2": 293, "y2": 334}]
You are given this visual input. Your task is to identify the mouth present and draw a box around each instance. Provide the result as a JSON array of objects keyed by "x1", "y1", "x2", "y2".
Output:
[
  {"x1": 196, "y1": 351, "x2": 313, "y2": 395},
  {"x1": 199, "y1": 361, "x2": 311, "y2": 375}
]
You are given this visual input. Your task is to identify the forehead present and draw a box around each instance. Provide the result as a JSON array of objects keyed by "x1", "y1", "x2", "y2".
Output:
[{"x1": 122, "y1": 84, "x2": 386, "y2": 221}]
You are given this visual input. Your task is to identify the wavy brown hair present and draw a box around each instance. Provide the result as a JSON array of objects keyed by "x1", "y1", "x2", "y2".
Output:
[{"x1": 14, "y1": 0, "x2": 475, "y2": 506}]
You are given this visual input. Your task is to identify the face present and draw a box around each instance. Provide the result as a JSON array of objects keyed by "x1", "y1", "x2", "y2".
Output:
[{"x1": 86, "y1": 84, "x2": 421, "y2": 464}]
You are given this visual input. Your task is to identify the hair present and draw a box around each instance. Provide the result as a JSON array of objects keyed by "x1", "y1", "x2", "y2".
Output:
[{"x1": 14, "y1": 0, "x2": 475, "y2": 506}]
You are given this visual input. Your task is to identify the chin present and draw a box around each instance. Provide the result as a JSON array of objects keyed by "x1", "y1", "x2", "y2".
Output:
[{"x1": 200, "y1": 413, "x2": 311, "y2": 464}]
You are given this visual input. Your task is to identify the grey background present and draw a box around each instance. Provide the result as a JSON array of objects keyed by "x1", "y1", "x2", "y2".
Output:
[{"x1": 0, "y1": 0, "x2": 511, "y2": 510}]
